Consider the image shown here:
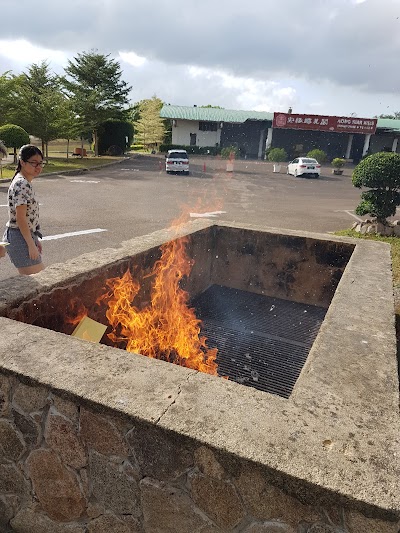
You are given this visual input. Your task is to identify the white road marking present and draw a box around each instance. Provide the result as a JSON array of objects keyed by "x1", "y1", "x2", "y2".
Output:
[
  {"x1": 334, "y1": 210, "x2": 363, "y2": 222},
  {"x1": 70, "y1": 179, "x2": 100, "y2": 183},
  {"x1": 190, "y1": 211, "x2": 227, "y2": 218},
  {"x1": 0, "y1": 203, "x2": 43, "y2": 207},
  {"x1": 42, "y1": 228, "x2": 107, "y2": 241}
]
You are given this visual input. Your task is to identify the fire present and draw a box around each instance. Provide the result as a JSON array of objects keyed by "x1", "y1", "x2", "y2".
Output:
[
  {"x1": 65, "y1": 298, "x2": 88, "y2": 327},
  {"x1": 98, "y1": 234, "x2": 218, "y2": 375}
]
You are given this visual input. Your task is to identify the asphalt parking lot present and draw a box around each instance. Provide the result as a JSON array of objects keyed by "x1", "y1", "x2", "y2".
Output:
[{"x1": 0, "y1": 154, "x2": 365, "y2": 281}]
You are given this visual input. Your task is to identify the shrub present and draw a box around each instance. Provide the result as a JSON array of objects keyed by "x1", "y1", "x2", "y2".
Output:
[
  {"x1": 267, "y1": 148, "x2": 288, "y2": 162},
  {"x1": 159, "y1": 144, "x2": 221, "y2": 155},
  {"x1": 106, "y1": 145, "x2": 124, "y2": 156},
  {"x1": 332, "y1": 157, "x2": 345, "y2": 168},
  {"x1": 307, "y1": 149, "x2": 327, "y2": 163},
  {"x1": 98, "y1": 119, "x2": 134, "y2": 156},
  {"x1": 0, "y1": 124, "x2": 30, "y2": 162},
  {"x1": 352, "y1": 151, "x2": 400, "y2": 223},
  {"x1": 221, "y1": 146, "x2": 240, "y2": 159}
]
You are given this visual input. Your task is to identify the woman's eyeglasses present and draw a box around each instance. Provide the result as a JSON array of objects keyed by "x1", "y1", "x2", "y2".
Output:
[{"x1": 26, "y1": 161, "x2": 45, "y2": 168}]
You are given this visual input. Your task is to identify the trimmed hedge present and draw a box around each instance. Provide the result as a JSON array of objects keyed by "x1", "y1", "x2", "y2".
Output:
[
  {"x1": 159, "y1": 144, "x2": 221, "y2": 155},
  {"x1": 98, "y1": 119, "x2": 134, "y2": 156},
  {"x1": 221, "y1": 146, "x2": 240, "y2": 159}
]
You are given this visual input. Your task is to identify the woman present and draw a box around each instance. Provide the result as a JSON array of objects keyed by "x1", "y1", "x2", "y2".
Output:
[{"x1": 3, "y1": 144, "x2": 45, "y2": 275}]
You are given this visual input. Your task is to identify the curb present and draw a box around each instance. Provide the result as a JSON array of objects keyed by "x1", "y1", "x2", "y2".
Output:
[{"x1": 0, "y1": 156, "x2": 130, "y2": 184}]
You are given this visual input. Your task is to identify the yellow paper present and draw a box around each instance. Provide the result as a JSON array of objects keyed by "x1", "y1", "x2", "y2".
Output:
[{"x1": 71, "y1": 316, "x2": 107, "y2": 343}]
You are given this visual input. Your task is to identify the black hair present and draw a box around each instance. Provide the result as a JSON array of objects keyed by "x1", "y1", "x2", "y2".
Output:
[{"x1": 13, "y1": 144, "x2": 44, "y2": 178}]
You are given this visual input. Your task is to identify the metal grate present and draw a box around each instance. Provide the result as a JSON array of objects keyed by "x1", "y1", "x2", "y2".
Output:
[{"x1": 193, "y1": 285, "x2": 326, "y2": 398}]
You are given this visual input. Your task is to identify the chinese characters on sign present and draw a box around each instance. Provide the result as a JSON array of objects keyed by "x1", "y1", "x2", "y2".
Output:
[{"x1": 273, "y1": 113, "x2": 377, "y2": 135}]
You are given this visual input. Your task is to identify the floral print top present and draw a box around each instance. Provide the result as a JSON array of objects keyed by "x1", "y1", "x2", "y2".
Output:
[{"x1": 6, "y1": 173, "x2": 39, "y2": 231}]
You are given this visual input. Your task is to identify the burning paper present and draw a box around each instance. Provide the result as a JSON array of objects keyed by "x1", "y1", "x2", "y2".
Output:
[{"x1": 71, "y1": 316, "x2": 107, "y2": 343}]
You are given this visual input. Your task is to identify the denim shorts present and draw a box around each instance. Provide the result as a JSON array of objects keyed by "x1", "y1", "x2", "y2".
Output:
[{"x1": 3, "y1": 227, "x2": 42, "y2": 268}]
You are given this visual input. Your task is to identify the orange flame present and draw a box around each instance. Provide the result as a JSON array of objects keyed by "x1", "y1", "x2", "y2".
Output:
[
  {"x1": 65, "y1": 298, "x2": 88, "y2": 327},
  {"x1": 98, "y1": 234, "x2": 218, "y2": 375}
]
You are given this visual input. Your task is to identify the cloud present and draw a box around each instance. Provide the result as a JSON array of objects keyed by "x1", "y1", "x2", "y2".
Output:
[
  {"x1": 188, "y1": 66, "x2": 296, "y2": 111},
  {"x1": 0, "y1": 39, "x2": 68, "y2": 70},
  {"x1": 118, "y1": 51, "x2": 147, "y2": 68},
  {"x1": 0, "y1": 0, "x2": 398, "y2": 116}
]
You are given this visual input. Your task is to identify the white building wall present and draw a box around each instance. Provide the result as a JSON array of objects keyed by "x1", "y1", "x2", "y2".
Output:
[{"x1": 171, "y1": 120, "x2": 221, "y2": 147}]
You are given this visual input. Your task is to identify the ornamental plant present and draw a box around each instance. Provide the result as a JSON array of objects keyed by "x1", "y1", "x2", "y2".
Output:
[
  {"x1": 332, "y1": 157, "x2": 345, "y2": 168},
  {"x1": 307, "y1": 149, "x2": 327, "y2": 163},
  {"x1": 267, "y1": 148, "x2": 287, "y2": 162},
  {"x1": 352, "y1": 152, "x2": 400, "y2": 224},
  {"x1": 0, "y1": 124, "x2": 30, "y2": 163}
]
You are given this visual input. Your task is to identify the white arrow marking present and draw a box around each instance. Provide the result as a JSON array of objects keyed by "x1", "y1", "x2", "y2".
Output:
[
  {"x1": 334, "y1": 210, "x2": 363, "y2": 222},
  {"x1": 42, "y1": 228, "x2": 107, "y2": 241},
  {"x1": 190, "y1": 211, "x2": 227, "y2": 218},
  {"x1": 70, "y1": 179, "x2": 100, "y2": 183}
]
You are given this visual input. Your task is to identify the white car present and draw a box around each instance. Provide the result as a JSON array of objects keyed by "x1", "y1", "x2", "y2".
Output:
[
  {"x1": 287, "y1": 157, "x2": 321, "y2": 178},
  {"x1": 165, "y1": 149, "x2": 190, "y2": 175}
]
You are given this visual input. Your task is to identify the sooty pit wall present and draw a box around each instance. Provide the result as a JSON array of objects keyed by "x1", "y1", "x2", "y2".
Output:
[{"x1": 0, "y1": 225, "x2": 354, "y2": 338}]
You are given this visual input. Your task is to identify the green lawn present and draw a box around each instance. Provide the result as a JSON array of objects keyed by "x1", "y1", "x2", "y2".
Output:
[{"x1": 0, "y1": 156, "x2": 122, "y2": 180}]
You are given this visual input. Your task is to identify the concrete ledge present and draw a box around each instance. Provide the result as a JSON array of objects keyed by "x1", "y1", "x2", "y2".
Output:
[{"x1": 0, "y1": 221, "x2": 398, "y2": 522}]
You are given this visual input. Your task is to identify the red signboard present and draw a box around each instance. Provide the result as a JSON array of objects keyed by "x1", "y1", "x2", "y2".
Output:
[{"x1": 273, "y1": 112, "x2": 377, "y2": 135}]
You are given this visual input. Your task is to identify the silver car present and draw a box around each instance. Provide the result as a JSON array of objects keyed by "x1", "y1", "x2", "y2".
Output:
[
  {"x1": 287, "y1": 157, "x2": 321, "y2": 178},
  {"x1": 165, "y1": 149, "x2": 190, "y2": 175}
]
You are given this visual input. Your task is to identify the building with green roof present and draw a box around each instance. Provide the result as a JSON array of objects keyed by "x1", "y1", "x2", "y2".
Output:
[{"x1": 160, "y1": 105, "x2": 400, "y2": 161}]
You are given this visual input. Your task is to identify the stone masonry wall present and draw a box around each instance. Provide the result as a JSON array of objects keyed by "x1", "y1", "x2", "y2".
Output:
[{"x1": 0, "y1": 374, "x2": 397, "y2": 533}]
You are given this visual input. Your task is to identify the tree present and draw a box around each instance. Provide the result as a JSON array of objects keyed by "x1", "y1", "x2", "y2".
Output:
[
  {"x1": 377, "y1": 112, "x2": 400, "y2": 119},
  {"x1": 0, "y1": 71, "x2": 21, "y2": 126},
  {"x1": 352, "y1": 152, "x2": 400, "y2": 224},
  {"x1": 0, "y1": 124, "x2": 30, "y2": 162},
  {"x1": 134, "y1": 96, "x2": 166, "y2": 150},
  {"x1": 62, "y1": 50, "x2": 132, "y2": 156},
  {"x1": 14, "y1": 61, "x2": 65, "y2": 157},
  {"x1": 200, "y1": 105, "x2": 224, "y2": 109},
  {"x1": 56, "y1": 98, "x2": 85, "y2": 159}
]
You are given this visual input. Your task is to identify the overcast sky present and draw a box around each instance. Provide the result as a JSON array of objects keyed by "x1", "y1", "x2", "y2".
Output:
[{"x1": 1, "y1": 0, "x2": 399, "y2": 118}]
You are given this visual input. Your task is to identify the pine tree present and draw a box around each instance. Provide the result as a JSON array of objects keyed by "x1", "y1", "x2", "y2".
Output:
[
  {"x1": 14, "y1": 61, "x2": 65, "y2": 156},
  {"x1": 62, "y1": 51, "x2": 132, "y2": 156},
  {"x1": 0, "y1": 71, "x2": 20, "y2": 126}
]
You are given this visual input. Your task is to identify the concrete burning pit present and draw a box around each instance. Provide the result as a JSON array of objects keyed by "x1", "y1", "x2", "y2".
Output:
[
  {"x1": 2, "y1": 224, "x2": 350, "y2": 397},
  {"x1": 0, "y1": 220, "x2": 399, "y2": 532}
]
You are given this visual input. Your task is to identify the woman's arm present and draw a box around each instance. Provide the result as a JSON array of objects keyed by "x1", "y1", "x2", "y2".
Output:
[{"x1": 16, "y1": 205, "x2": 40, "y2": 260}]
